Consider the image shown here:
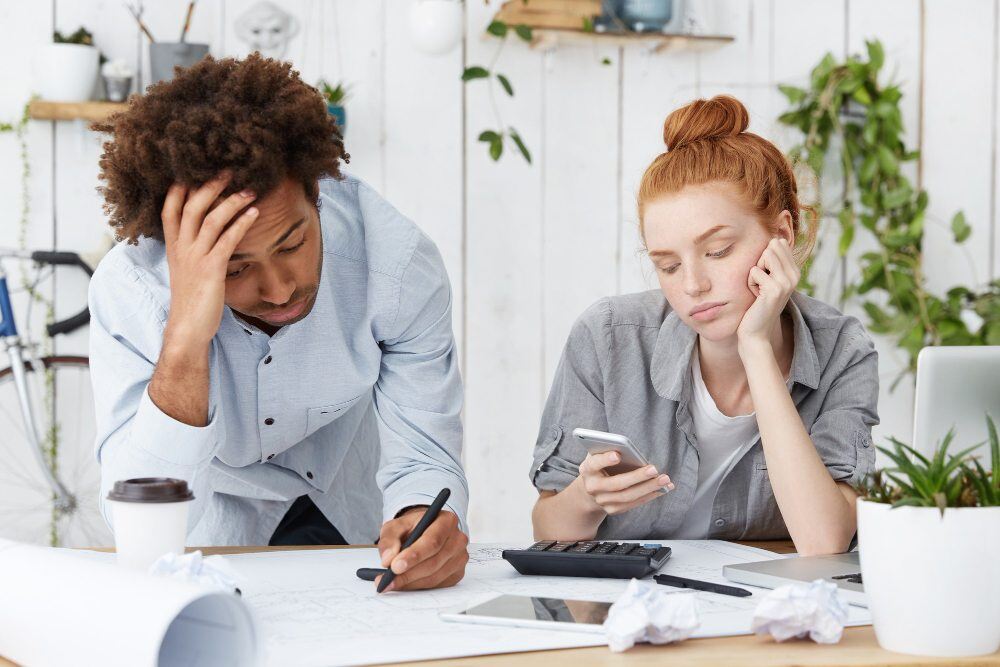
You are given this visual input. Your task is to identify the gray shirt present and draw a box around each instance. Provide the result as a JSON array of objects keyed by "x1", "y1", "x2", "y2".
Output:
[
  {"x1": 90, "y1": 175, "x2": 468, "y2": 546},
  {"x1": 531, "y1": 290, "x2": 879, "y2": 541}
]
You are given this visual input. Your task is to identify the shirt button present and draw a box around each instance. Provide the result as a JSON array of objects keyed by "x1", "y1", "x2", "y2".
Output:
[
  {"x1": 264, "y1": 355, "x2": 272, "y2": 364},
  {"x1": 244, "y1": 329, "x2": 252, "y2": 336},
  {"x1": 264, "y1": 417, "x2": 275, "y2": 426},
  {"x1": 714, "y1": 518, "x2": 726, "y2": 527},
  {"x1": 267, "y1": 454, "x2": 274, "y2": 460},
  {"x1": 306, "y1": 471, "x2": 314, "y2": 480}
]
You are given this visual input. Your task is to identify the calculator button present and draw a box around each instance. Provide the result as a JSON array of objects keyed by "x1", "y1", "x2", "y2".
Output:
[
  {"x1": 633, "y1": 548, "x2": 656, "y2": 557},
  {"x1": 568, "y1": 542, "x2": 598, "y2": 553},
  {"x1": 548, "y1": 542, "x2": 576, "y2": 552},
  {"x1": 592, "y1": 542, "x2": 616, "y2": 554},
  {"x1": 651, "y1": 547, "x2": 673, "y2": 564},
  {"x1": 528, "y1": 541, "x2": 555, "y2": 551},
  {"x1": 611, "y1": 543, "x2": 638, "y2": 555}
]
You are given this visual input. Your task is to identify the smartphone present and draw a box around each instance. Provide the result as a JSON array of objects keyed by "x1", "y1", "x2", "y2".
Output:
[
  {"x1": 440, "y1": 594, "x2": 610, "y2": 633},
  {"x1": 572, "y1": 428, "x2": 664, "y2": 491}
]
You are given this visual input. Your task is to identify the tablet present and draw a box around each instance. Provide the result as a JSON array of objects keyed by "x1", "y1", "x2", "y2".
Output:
[{"x1": 440, "y1": 594, "x2": 611, "y2": 633}]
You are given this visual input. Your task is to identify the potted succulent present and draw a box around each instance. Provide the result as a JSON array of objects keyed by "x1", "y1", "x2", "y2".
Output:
[
  {"x1": 855, "y1": 416, "x2": 1000, "y2": 657},
  {"x1": 317, "y1": 80, "x2": 350, "y2": 134},
  {"x1": 34, "y1": 27, "x2": 101, "y2": 102}
]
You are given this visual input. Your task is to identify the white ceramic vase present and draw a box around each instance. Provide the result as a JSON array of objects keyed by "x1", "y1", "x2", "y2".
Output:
[
  {"x1": 857, "y1": 498, "x2": 1000, "y2": 657},
  {"x1": 34, "y1": 43, "x2": 100, "y2": 102}
]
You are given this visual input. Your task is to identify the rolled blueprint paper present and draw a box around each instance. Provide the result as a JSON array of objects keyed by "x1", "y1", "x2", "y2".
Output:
[{"x1": 0, "y1": 539, "x2": 258, "y2": 667}]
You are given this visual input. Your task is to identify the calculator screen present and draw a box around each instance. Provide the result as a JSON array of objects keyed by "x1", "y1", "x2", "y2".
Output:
[{"x1": 461, "y1": 595, "x2": 612, "y2": 625}]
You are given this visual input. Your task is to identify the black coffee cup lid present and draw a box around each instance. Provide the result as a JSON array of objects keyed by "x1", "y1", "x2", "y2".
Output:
[{"x1": 107, "y1": 477, "x2": 194, "y2": 503}]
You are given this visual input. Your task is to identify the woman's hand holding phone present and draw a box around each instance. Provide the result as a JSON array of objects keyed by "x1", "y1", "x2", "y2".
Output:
[{"x1": 576, "y1": 452, "x2": 674, "y2": 516}]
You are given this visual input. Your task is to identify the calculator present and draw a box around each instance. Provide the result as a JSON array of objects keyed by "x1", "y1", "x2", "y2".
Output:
[{"x1": 502, "y1": 541, "x2": 672, "y2": 579}]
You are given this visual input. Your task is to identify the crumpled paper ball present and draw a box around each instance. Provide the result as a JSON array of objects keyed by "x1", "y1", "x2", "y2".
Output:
[
  {"x1": 603, "y1": 578, "x2": 701, "y2": 652},
  {"x1": 149, "y1": 550, "x2": 241, "y2": 594},
  {"x1": 751, "y1": 578, "x2": 848, "y2": 644}
]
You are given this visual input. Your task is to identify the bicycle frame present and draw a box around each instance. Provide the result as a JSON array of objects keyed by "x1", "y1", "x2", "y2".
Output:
[
  {"x1": 0, "y1": 270, "x2": 17, "y2": 337},
  {"x1": 0, "y1": 260, "x2": 75, "y2": 512}
]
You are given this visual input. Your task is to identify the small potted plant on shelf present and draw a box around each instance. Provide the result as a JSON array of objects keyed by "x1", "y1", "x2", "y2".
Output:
[
  {"x1": 855, "y1": 415, "x2": 1000, "y2": 657},
  {"x1": 34, "y1": 27, "x2": 102, "y2": 102},
  {"x1": 317, "y1": 80, "x2": 350, "y2": 134}
]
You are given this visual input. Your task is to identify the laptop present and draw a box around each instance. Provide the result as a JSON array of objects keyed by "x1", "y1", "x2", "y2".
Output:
[
  {"x1": 723, "y1": 552, "x2": 866, "y2": 607},
  {"x1": 911, "y1": 346, "x2": 1000, "y2": 460},
  {"x1": 723, "y1": 346, "x2": 1000, "y2": 608}
]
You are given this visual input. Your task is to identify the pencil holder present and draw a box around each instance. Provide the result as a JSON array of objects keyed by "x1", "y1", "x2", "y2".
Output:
[{"x1": 149, "y1": 42, "x2": 209, "y2": 86}]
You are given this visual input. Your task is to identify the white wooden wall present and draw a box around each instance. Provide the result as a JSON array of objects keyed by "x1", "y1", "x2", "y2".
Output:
[{"x1": 1, "y1": 0, "x2": 997, "y2": 544}]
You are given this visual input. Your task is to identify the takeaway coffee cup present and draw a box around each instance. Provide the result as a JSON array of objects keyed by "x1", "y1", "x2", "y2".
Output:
[{"x1": 106, "y1": 477, "x2": 193, "y2": 570}]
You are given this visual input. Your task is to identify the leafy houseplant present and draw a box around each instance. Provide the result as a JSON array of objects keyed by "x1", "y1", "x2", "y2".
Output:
[
  {"x1": 855, "y1": 416, "x2": 1000, "y2": 657},
  {"x1": 317, "y1": 80, "x2": 350, "y2": 133},
  {"x1": 53, "y1": 27, "x2": 105, "y2": 63},
  {"x1": 461, "y1": 3, "x2": 637, "y2": 163},
  {"x1": 778, "y1": 41, "x2": 1000, "y2": 385},
  {"x1": 463, "y1": 20, "x2": 533, "y2": 163},
  {"x1": 857, "y1": 417, "x2": 999, "y2": 510}
]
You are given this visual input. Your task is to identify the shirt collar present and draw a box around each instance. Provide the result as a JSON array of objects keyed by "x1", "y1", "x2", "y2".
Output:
[{"x1": 649, "y1": 291, "x2": 821, "y2": 401}]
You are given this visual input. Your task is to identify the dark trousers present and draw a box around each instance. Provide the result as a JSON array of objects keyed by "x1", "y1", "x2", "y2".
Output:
[{"x1": 268, "y1": 495, "x2": 349, "y2": 546}]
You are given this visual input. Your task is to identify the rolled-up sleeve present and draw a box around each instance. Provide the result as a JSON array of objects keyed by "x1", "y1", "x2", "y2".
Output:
[
  {"x1": 373, "y1": 232, "x2": 469, "y2": 534},
  {"x1": 531, "y1": 299, "x2": 611, "y2": 492},
  {"x1": 808, "y1": 332, "x2": 880, "y2": 488},
  {"x1": 89, "y1": 258, "x2": 220, "y2": 535}
]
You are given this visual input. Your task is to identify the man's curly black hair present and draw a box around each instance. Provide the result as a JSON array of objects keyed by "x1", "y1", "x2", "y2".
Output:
[{"x1": 94, "y1": 53, "x2": 349, "y2": 244}]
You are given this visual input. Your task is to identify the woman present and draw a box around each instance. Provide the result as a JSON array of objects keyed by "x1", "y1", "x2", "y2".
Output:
[{"x1": 530, "y1": 95, "x2": 878, "y2": 555}]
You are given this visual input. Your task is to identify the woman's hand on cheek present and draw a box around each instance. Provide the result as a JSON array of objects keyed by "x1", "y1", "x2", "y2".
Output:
[{"x1": 736, "y1": 238, "x2": 799, "y2": 347}]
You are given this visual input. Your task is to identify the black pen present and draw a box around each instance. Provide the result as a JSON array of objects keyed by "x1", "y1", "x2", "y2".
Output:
[
  {"x1": 654, "y1": 573, "x2": 752, "y2": 598},
  {"x1": 376, "y1": 487, "x2": 451, "y2": 593},
  {"x1": 356, "y1": 568, "x2": 388, "y2": 581}
]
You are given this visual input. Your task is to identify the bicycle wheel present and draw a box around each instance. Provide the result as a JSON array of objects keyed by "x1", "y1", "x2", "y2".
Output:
[{"x1": 0, "y1": 355, "x2": 111, "y2": 547}]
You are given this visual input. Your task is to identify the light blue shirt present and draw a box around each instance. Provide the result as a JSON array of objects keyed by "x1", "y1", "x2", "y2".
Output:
[{"x1": 89, "y1": 175, "x2": 469, "y2": 546}]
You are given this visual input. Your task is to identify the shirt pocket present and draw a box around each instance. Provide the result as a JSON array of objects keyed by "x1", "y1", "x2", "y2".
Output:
[{"x1": 306, "y1": 394, "x2": 364, "y2": 437}]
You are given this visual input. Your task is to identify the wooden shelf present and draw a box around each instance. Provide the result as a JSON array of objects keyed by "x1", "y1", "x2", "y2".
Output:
[
  {"x1": 28, "y1": 100, "x2": 127, "y2": 123},
  {"x1": 529, "y1": 28, "x2": 735, "y2": 53},
  {"x1": 491, "y1": 0, "x2": 733, "y2": 53}
]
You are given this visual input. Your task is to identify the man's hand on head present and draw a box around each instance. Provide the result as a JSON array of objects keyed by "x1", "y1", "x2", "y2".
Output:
[
  {"x1": 160, "y1": 172, "x2": 260, "y2": 349},
  {"x1": 148, "y1": 172, "x2": 260, "y2": 427},
  {"x1": 375, "y1": 508, "x2": 469, "y2": 592}
]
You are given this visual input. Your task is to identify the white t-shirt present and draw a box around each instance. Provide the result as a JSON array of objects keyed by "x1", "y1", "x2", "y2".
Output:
[{"x1": 673, "y1": 347, "x2": 763, "y2": 539}]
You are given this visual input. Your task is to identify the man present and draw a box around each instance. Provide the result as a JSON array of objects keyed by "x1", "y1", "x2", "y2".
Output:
[{"x1": 89, "y1": 53, "x2": 469, "y2": 591}]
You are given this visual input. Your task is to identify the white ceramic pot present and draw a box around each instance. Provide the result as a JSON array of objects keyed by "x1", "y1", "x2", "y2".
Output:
[
  {"x1": 409, "y1": 0, "x2": 463, "y2": 55},
  {"x1": 34, "y1": 43, "x2": 100, "y2": 102},
  {"x1": 857, "y1": 498, "x2": 1000, "y2": 657}
]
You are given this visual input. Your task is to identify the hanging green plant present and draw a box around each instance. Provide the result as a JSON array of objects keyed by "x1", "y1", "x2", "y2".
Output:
[
  {"x1": 463, "y1": 19, "x2": 533, "y2": 164},
  {"x1": 2, "y1": 99, "x2": 60, "y2": 544},
  {"x1": 778, "y1": 40, "x2": 1000, "y2": 386},
  {"x1": 0, "y1": 101, "x2": 31, "y2": 251}
]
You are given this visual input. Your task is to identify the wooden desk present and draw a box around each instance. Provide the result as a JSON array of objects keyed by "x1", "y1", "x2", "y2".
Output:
[{"x1": 2, "y1": 542, "x2": 997, "y2": 667}]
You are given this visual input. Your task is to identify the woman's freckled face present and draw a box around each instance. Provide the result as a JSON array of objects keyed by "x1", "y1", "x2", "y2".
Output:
[{"x1": 643, "y1": 181, "x2": 772, "y2": 341}]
